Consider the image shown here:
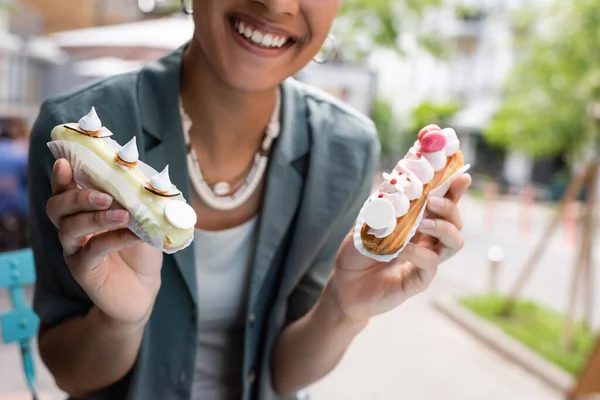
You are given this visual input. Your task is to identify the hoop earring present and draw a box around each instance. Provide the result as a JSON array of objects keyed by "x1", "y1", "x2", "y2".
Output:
[
  {"x1": 181, "y1": 0, "x2": 193, "y2": 15},
  {"x1": 313, "y1": 34, "x2": 337, "y2": 64}
]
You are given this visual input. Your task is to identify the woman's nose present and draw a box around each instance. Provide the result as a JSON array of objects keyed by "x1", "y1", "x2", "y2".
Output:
[{"x1": 252, "y1": 0, "x2": 300, "y2": 16}]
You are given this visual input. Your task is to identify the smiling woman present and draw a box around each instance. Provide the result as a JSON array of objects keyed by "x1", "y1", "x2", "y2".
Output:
[
  {"x1": 185, "y1": 0, "x2": 338, "y2": 92},
  {"x1": 27, "y1": 0, "x2": 470, "y2": 400}
]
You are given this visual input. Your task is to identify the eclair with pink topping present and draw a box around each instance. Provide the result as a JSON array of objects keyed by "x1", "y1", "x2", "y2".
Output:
[{"x1": 354, "y1": 124, "x2": 468, "y2": 260}]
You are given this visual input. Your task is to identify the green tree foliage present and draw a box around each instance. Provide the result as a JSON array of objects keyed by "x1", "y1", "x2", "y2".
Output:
[
  {"x1": 0, "y1": 0, "x2": 14, "y2": 12},
  {"x1": 392, "y1": 101, "x2": 461, "y2": 156},
  {"x1": 371, "y1": 99, "x2": 461, "y2": 159},
  {"x1": 408, "y1": 101, "x2": 461, "y2": 133},
  {"x1": 484, "y1": 0, "x2": 600, "y2": 163},
  {"x1": 334, "y1": 0, "x2": 453, "y2": 156},
  {"x1": 332, "y1": 0, "x2": 446, "y2": 61},
  {"x1": 370, "y1": 96, "x2": 400, "y2": 158}
]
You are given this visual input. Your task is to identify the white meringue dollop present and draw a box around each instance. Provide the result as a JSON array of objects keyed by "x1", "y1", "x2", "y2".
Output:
[
  {"x1": 118, "y1": 137, "x2": 139, "y2": 164},
  {"x1": 150, "y1": 165, "x2": 174, "y2": 192},
  {"x1": 363, "y1": 198, "x2": 397, "y2": 239},
  {"x1": 397, "y1": 158, "x2": 435, "y2": 185},
  {"x1": 368, "y1": 221, "x2": 397, "y2": 238},
  {"x1": 78, "y1": 107, "x2": 102, "y2": 132},
  {"x1": 441, "y1": 128, "x2": 460, "y2": 156},
  {"x1": 164, "y1": 201, "x2": 197, "y2": 230},
  {"x1": 422, "y1": 150, "x2": 447, "y2": 171}
]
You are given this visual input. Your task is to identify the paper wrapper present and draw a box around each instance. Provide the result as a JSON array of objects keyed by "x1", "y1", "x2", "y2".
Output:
[
  {"x1": 353, "y1": 164, "x2": 471, "y2": 263},
  {"x1": 47, "y1": 139, "x2": 194, "y2": 254}
]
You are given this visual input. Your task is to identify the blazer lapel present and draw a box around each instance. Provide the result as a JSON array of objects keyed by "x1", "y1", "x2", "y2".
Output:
[
  {"x1": 137, "y1": 46, "x2": 198, "y2": 306},
  {"x1": 248, "y1": 79, "x2": 309, "y2": 310}
]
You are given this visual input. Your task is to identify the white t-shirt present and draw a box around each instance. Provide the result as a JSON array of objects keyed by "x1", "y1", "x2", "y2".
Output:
[{"x1": 191, "y1": 216, "x2": 259, "y2": 400}]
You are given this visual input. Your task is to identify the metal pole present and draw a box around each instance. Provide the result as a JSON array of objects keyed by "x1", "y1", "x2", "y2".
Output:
[{"x1": 487, "y1": 245, "x2": 504, "y2": 294}]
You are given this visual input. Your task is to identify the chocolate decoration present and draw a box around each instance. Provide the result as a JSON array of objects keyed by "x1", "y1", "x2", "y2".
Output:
[
  {"x1": 143, "y1": 183, "x2": 181, "y2": 198},
  {"x1": 64, "y1": 124, "x2": 112, "y2": 138}
]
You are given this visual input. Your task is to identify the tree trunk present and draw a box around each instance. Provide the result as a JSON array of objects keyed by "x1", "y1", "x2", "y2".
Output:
[
  {"x1": 501, "y1": 164, "x2": 592, "y2": 316},
  {"x1": 582, "y1": 163, "x2": 597, "y2": 330},
  {"x1": 563, "y1": 155, "x2": 597, "y2": 349},
  {"x1": 570, "y1": 334, "x2": 600, "y2": 399},
  {"x1": 562, "y1": 187, "x2": 591, "y2": 350}
]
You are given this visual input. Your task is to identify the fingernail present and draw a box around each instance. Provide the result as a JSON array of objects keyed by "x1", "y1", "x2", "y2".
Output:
[
  {"x1": 107, "y1": 210, "x2": 129, "y2": 222},
  {"x1": 419, "y1": 219, "x2": 435, "y2": 230},
  {"x1": 428, "y1": 197, "x2": 443, "y2": 211},
  {"x1": 90, "y1": 192, "x2": 112, "y2": 207}
]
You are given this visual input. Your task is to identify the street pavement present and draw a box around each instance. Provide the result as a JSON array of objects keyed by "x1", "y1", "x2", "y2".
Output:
[
  {"x1": 445, "y1": 194, "x2": 600, "y2": 329},
  {"x1": 307, "y1": 279, "x2": 561, "y2": 400},
  {"x1": 0, "y1": 193, "x2": 589, "y2": 399}
]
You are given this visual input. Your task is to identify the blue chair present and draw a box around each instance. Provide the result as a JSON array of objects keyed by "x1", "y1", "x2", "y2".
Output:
[{"x1": 0, "y1": 248, "x2": 40, "y2": 399}]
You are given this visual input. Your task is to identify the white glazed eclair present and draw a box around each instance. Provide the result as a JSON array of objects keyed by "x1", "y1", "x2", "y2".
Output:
[{"x1": 47, "y1": 107, "x2": 196, "y2": 253}]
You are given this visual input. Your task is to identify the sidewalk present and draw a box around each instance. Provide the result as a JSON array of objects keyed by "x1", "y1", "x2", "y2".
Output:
[{"x1": 307, "y1": 278, "x2": 562, "y2": 400}]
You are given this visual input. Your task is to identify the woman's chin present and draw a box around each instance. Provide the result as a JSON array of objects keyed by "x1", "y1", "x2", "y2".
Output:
[{"x1": 221, "y1": 69, "x2": 288, "y2": 93}]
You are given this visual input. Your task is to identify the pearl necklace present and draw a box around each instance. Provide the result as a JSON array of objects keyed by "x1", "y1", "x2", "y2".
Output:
[{"x1": 179, "y1": 89, "x2": 281, "y2": 211}]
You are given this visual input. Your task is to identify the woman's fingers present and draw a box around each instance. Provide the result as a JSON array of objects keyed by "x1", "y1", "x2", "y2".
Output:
[
  {"x1": 51, "y1": 159, "x2": 79, "y2": 195},
  {"x1": 417, "y1": 218, "x2": 464, "y2": 251},
  {"x1": 59, "y1": 209, "x2": 131, "y2": 256},
  {"x1": 400, "y1": 242, "x2": 439, "y2": 275},
  {"x1": 47, "y1": 158, "x2": 138, "y2": 266},
  {"x1": 46, "y1": 188, "x2": 114, "y2": 228},
  {"x1": 426, "y1": 196, "x2": 463, "y2": 230},
  {"x1": 446, "y1": 173, "x2": 472, "y2": 202},
  {"x1": 67, "y1": 228, "x2": 141, "y2": 278}
]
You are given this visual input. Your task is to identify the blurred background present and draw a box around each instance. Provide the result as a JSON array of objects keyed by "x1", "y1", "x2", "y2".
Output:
[{"x1": 1, "y1": 0, "x2": 600, "y2": 399}]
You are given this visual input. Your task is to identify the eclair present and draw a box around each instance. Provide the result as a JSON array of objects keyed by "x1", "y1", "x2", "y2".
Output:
[
  {"x1": 355, "y1": 125, "x2": 468, "y2": 259},
  {"x1": 47, "y1": 107, "x2": 196, "y2": 253}
]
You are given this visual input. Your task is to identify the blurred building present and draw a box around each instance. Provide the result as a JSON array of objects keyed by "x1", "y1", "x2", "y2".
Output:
[
  {"x1": 23, "y1": 0, "x2": 143, "y2": 34},
  {"x1": 47, "y1": 13, "x2": 193, "y2": 85},
  {"x1": 0, "y1": 0, "x2": 154, "y2": 250},
  {"x1": 0, "y1": 0, "x2": 67, "y2": 128},
  {"x1": 378, "y1": 0, "x2": 560, "y2": 195},
  {"x1": 0, "y1": 0, "x2": 166, "y2": 127}
]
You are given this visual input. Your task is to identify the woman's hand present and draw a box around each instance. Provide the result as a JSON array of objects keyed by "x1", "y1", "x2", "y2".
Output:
[
  {"x1": 328, "y1": 174, "x2": 472, "y2": 325},
  {"x1": 45, "y1": 159, "x2": 163, "y2": 327}
]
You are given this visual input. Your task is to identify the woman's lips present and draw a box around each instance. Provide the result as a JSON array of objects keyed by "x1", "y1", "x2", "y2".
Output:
[
  {"x1": 227, "y1": 16, "x2": 295, "y2": 57},
  {"x1": 233, "y1": 17, "x2": 290, "y2": 48}
]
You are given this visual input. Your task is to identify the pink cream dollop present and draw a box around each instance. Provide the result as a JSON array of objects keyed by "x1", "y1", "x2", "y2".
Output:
[
  {"x1": 419, "y1": 130, "x2": 447, "y2": 171},
  {"x1": 398, "y1": 154, "x2": 435, "y2": 185}
]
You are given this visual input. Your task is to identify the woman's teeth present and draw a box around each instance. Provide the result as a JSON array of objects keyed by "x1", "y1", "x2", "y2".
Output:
[{"x1": 235, "y1": 20, "x2": 289, "y2": 49}]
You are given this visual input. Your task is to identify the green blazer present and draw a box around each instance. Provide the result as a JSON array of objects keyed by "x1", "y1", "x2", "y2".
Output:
[{"x1": 27, "y1": 46, "x2": 380, "y2": 400}]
